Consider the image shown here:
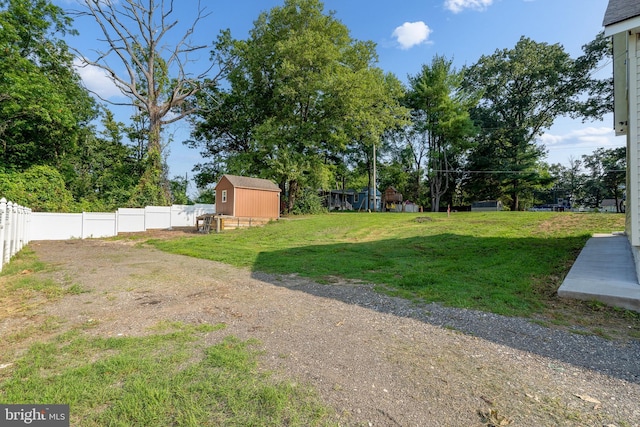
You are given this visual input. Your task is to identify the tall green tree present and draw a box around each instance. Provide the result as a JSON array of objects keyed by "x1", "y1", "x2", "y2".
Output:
[
  {"x1": 406, "y1": 55, "x2": 477, "y2": 211},
  {"x1": 343, "y1": 69, "x2": 409, "y2": 211},
  {"x1": 573, "y1": 31, "x2": 613, "y2": 121},
  {"x1": 548, "y1": 157, "x2": 583, "y2": 208},
  {"x1": 376, "y1": 146, "x2": 412, "y2": 206},
  {"x1": 190, "y1": 0, "x2": 406, "y2": 212},
  {"x1": 463, "y1": 36, "x2": 606, "y2": 210},
  {"x1": 169, "y1": 175, "x2": 190, "y2": 205},
  {"x1": 580, "y1": 147, "x2": 626, "y2": 211},
  {"x1": 65, "y1": 110, "x2": 142, "y2": 210},
  {"x1": 386, "y1": 129, "x2": 429, "y2": 206},
  {"x1": 0, "y1": 0, "x2": 96, "y2": 171}
]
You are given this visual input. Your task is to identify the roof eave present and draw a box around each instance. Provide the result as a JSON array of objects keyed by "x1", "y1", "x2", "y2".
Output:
[
  {"x1": 216, "y1": 174, "x2": 281, "y2": 192},
  {"x1": 605, "y1": 15, "x2": 640, "y2": 36}
]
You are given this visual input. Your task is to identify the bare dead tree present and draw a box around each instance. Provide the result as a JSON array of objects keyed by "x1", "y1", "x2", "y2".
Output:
[{"x1": 74, "y1": 0, "x2": 232, "y2": 205}]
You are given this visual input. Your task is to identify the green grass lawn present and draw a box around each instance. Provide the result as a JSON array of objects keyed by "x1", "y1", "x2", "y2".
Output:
[
  {"x1": 0, "y1": 212, "x2": 635, "y2": 426},
  {"x1": 0, "y1": 247, "x2": 334, "y2": 427},
  {"x1": 150, "y1": 211, "x2": 626, "y2": 317},
  {"x1": 0, "y1": 323, "x2": 332, "y2": 426}
]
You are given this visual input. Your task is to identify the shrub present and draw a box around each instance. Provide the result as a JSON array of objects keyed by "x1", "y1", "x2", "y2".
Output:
[
  {"x1": 0, "y1": 165, "x2": 74, "y2": 212},
  {"x1": 291, "y1": 189, "x2": 327, "y2": 215}
]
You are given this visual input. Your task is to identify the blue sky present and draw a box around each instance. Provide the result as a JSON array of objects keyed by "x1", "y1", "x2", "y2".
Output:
[{"x1": 54, "y1": 0, "x2": 619, "y2": 191}]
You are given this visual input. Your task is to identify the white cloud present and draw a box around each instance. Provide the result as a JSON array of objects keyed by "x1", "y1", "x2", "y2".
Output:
[
  {"x1": 392, "y1": 22, "x2": 432, "y2": 50},
  {"x1": 73, "y1": 57, "x2": 124, "y2": 100},
  {"x1": 540, "y1": 126, "x2": 625, "y2": 165},
  {"x1": 540, "y1": 127, "x2": 615, "y2": 147},
  {"x1": 444, "y1": 0, "x2": 494, "y2": 13}
]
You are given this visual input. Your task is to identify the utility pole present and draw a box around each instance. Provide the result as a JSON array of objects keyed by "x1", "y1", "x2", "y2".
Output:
[{"x1": 373, "y1": 143, "x2": 377, "y2": 212}]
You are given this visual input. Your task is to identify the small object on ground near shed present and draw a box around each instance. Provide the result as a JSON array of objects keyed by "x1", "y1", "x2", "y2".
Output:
[{"x1": 414, "y1": 216, "x2": 433, "y2": 223}]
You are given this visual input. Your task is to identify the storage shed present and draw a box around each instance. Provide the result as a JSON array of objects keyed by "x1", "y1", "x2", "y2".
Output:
[{"x1": 215, "y1": 175, "x2": 281, "y2": 219}]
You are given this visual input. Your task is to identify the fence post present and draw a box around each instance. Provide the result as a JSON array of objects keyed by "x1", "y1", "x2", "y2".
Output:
[
  {"x1": 16, "y1": 205, "x2": 24, "y2": 253},
  {"x1": 5, "y1": 201, "x2": 13, "y2": 264},
  {"x1": 20, "y1": 205, "x2": 30, "y2": 248},
  {"x1": 0, "y1": 198, "x2": 6, "y2": 271},
  {"x1": 14, "y1": 203, "x2": 19, "y2": 256},
  {"x1": 25, "y1": 206, "x2": 31, "y2": 246},
  {"x1": 9, "y1": 201, "x2": 17, "y2": 260}
]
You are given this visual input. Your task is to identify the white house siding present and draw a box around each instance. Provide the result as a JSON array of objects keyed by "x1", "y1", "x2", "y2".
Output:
[
  {"x1": 633, "y1": 34, "x2": 640, "y2": 247},
  {"x1": 627, "y1": 32, "x2": 640, "y2": 281},
  {"x1": 604, "y1": 0, "x2": 640, "y2": 282}
]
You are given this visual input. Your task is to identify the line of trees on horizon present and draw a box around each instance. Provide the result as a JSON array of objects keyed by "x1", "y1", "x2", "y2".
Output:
[{"x1": 0, "y1": 0, "x2": 620, "y2": 213}]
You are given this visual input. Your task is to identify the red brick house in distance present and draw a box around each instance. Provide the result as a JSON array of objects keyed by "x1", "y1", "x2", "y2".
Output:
[{"x1": 214, "y1": 175, "x2": 281, "y2": 219}]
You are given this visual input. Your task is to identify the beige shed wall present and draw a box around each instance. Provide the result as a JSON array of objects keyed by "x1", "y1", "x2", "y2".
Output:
[
  {"x1": 214, "y1": 177, "x2": 235, "y2": 216},
  {"x1": 215, "y1": 176, "x2": 280, "y2": 219},
  {"x1": 234, "y1": 187, "x2": 280, "y2": 219}
]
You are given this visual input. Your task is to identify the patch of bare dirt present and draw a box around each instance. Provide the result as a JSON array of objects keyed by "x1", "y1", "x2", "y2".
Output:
[
  {"x1": 536, "y1": 214, "x2": 586, "y2": 234},
  {"x1": 2, "y1": 238, "x2": 639, "y2": 426},
  {"x1": 114, "y1": 226, "x2": 201, "y2": 241}
]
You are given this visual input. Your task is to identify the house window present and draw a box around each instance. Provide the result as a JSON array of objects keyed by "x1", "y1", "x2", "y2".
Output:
[
  {"x1": 354, "y1": 194, "x2": 359, "y2": 203},
  {"x1": 221, "y1": 190, "x2": 227, "y2": 203}
]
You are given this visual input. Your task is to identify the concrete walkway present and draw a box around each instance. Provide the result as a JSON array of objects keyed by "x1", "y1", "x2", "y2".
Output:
[{"x1": 558, "y1": 233, "x2": 640, "y2": 312}]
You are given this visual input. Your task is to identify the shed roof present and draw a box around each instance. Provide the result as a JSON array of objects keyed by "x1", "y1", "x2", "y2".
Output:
[
  {"x1": 603, "y1": 0, "x2": 640, "y2": 26},
  {"x1": 217, "y1": 174, "x2": 281, "y2": 192}
]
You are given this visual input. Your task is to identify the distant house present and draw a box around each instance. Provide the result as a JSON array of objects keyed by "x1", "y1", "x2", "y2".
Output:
[
  {"x1": 324, "y1": 188, "x2": 381, "y2": 211},
  {"x1": 603, "y1": 0, "x2": 640, "y2": 278},
  {"x1": 214, "y1": 175, "x2": 281, "y2": 219},
  {"x1": 471, "y1": 200, "x2": 503, "y2": 212},
  {"x1": 326, "y1": 189, "x2": 356, "y2": 211},
  {"x1": 600, "y1": 199, "x2": 620, "y2": 213},
  {"x1": 352, "y1": 188, "x2": 381, "y2": 211}
]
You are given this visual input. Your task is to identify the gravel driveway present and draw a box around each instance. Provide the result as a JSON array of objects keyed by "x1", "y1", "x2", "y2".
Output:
[{"x1": 22, "y1": 239, "x2": 640, "y2": 426}]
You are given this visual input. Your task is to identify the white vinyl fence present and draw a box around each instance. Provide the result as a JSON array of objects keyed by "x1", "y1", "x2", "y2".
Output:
[
  {"x1": 1, "y1": 198, "x2": 32, "y2": 272},
  {"x1": 30, "y1": 204, "x2": 215, "y2": 241}
]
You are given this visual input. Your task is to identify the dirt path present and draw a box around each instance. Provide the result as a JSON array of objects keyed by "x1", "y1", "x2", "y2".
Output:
[{"x1": 14, "y1": 239, "x2": 640, "y2": 426}]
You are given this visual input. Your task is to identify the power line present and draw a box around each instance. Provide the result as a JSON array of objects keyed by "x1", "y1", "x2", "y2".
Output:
[
  {"x1": 433, "y1": 169, "x2": 626, "y2": 174},
  {"x1": 547, "y1": 144, "x2": 625, "y2": 151},
  {"x1": 434, "y1": 169, "x2": 533, "y2": 174}
]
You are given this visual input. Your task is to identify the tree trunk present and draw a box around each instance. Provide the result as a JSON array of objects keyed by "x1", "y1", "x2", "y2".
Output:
[
  {"x1": 366, "y1": 163, "x2": 372, "y2": 211},
  {"x1": 288, "y1": 179, "x2": 299, "y2": 214},
  {"x1": 430, "y1": 170, "x2": 442, "y2": 212},
  {"x1": 510, "y1": 192, "x2": 519, "y2": 211},
  {"x1": 342, "y1": 175, "x2": 346, "y2": 210},
  {"x1": 431, "y1": 192, "x2": 440, "y2": 213},
  {"x1": 128, "y1": 119, "x2": 170, "y2": 207},
  {"x1": 415, "y1": 166, "x2": 421, "y2": 203}
]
